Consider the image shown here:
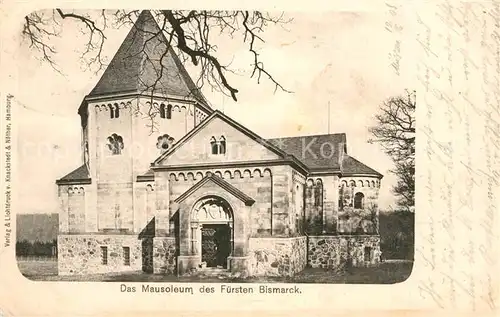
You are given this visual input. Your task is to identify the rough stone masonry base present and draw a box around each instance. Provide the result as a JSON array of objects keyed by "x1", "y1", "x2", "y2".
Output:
[
  {"x1": 57, "y1": 234, "x2": 381, "y2": 276},
  {"x1": 248, "y1": 236, "x2": 307, "y2": 277},
  {"x1": 308, "y1": 235, "x2": 381, "y2": 269},
  {"x1": 152, "y1": 237, "x2": 177, "y2": 274},
  {"x1": 57, "y1": 234, "x2": 142, "y2": 275}
]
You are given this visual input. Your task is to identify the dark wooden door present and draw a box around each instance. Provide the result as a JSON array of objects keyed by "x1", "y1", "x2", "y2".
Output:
[
  {"x1": 214, "y1": 225, "x2": 230, "y2": 268},
  {"x1": 201, "y1": 227, "x2": 217, "y2": 267},
  {"x1": 201, "y1": 224, "x2": 231, "y2": 268}
]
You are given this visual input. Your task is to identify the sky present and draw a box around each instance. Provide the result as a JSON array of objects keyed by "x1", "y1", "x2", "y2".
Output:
[{"x1": 14, "y1": 9, "x2": 414, "y2": 214}]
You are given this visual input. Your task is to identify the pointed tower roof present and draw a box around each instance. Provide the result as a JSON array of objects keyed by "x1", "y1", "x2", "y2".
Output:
[{"x1": 86, "y1": 10, "x2": 211, "y2": 109}]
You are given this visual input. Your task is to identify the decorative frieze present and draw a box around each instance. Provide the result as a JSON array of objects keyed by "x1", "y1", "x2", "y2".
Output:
[{"x1": 168, "y1": 168, "x2": 272, "y2": 182}]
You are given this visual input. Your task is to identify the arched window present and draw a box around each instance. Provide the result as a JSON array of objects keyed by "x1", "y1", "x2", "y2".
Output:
[
  {"x1": 108, "y1": 105, "x2": 114, "y2": 119},
  {"x1": 84, "y1": 141, "x2": 89, "y2": 165},
  {"x1": 354, "y1": 192, "x2": 365, "y2": 209},
  {"x1": 166, "y1": 104, "x2": 172, "y2": 119},
  {"x1": 159, "y1": 104, "x2": 166, "y2": 118},
  {"x1": 210, "y1": 136, "x2": 226, "y2": 155},
  {"x1": 338, "y1": 185, "x2": 344, "y2": 210},
  {"x1": 314, "y1": 179, "x2": 323, "y2": 207},
  {"x1": 210, "y1": 137, "x2": 218, "y2": 154},
  {"x1": 296, "y1": 184, "x2": 301, "y2": 213},
  {"x1": 114, "y1": 104, "x2": 120, "y2": 118},
  {"x1": 371, "y1": 180, "x2": 376, "y2": 187},
  {"x1": 350, "y1": 180, "x2": 356, "y2": 187},
  {"x1": 106, "y1": 133, "x2": 124, "y2": 155},
  {"x1": 364, "y1": 246, "x2": 372, "y2": 262},
  {"x1": 219, "y1": 136, "x2": 226, "y2": 154}
]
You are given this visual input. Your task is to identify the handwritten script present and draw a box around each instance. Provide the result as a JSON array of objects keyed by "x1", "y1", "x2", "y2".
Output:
[
  {"x1": 385, "y1": 2, "x2": 403, "y2": 76},
  {"x1": 416, "y1": 1, "x2": 499, "y2": 310}
]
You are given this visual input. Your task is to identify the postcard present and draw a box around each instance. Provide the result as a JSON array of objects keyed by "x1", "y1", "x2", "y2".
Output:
[{"x1": 0, "y1": 1, "x2": 498, "y2": 316}]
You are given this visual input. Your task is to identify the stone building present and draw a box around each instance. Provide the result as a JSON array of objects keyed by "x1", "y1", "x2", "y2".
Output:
[{"x1": 56, "y1": 10, "x2": 383, "y2": 277}]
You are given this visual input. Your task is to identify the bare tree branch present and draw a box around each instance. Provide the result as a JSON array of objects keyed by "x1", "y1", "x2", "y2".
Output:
[
  {"x1": 369, "y1": 90, "x2": 416, "y2": 209},
  {"x1": 22, "y1": 9, "x2": 292, "y2": 103},
  {"x1": 22, "y1": 13, "x2": 61, "y2": 73},
  {"x1": 162, "y1": 10, "x2": 240, "y2": 101},
  {"x1": 56, "y1": 9, "x2": 107, "y2": 72}
]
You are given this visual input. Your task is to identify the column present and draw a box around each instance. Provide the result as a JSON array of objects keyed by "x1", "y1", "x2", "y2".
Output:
[
  {"x1": 190, "y1": 222, "x2": 199, "y2": 256},
  {"x1": 322, "y1": 176, "x2": 338, "y2": 234},
  {"x1": 229, "y1": 222, "x2": 234, "y2": 256},
  {"x1": 59, "y1": 186, "x2": 69, "y2": 233},
  {"x1": 155, "y1": 172, "x2": 170, "y2": 236}
]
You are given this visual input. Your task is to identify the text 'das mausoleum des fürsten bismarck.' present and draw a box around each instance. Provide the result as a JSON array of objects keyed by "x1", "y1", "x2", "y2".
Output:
[{"x1": 119, "y1": 284, "x2": 302, "y2": 295}]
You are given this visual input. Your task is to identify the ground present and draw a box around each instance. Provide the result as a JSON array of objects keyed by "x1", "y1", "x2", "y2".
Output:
[{"x1": 17, "y1": 259, "x2": 413, "y2": 284}]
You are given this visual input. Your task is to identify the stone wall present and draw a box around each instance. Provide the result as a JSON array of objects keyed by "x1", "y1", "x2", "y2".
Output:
[
  {"x1": 307, "y1": 235, "x2": 381, "y2": 269},
  {"x1": 291, "y1": 172, "x2": 305, "y2": 235},
  {"x1": 132, "y1": 97, "x2": 196, "y2": 172},
  {"x1": 305, "y1": 175, "x2": 340, "y2": 235},
  {"x1": 338, "y1": 176, "x2": 380, "y2": 234},
  {"x1": 97, "y1": 182, "x2": 134, "y2": 231},
  {"x1": 163, "y1": 116, "x2": 281, "y2": 165},
  {"x1": 89, "y1": 97, "x2": 195, "y2": 179},
  {"x1": 337, "y1": 207, "x2": 378, "y2": 234},
  {"x1": 270, "y1": 165, "x2": 293, "y2": 236},
  {"x1": 81, "y1": 97, "x2": 196, "y2": 237},
  {"x1": 133, "y1": 182, "x2": 156, "y2": 234},
  {"x1": 58, "y1": 234, "x2": 142, "y2": 275},
  {"x1": 152, "y1": 237, "x2": 177, "y2": 274},
  {"x1": 248, "y1": 236, "x2": 307, "y2": 277},
  {"x1": 167, "y1": 167, "x2": 280, "y2": 237}
]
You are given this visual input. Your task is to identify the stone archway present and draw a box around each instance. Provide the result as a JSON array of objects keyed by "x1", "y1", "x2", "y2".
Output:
[{"x1": 190, "y1": 196, "x2": 234, "y2": 269}]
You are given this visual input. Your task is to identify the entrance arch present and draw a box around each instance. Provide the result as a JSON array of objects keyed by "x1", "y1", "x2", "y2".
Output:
[{"x1": 190, "y1": 196, "x2": 233, "y2": 268}]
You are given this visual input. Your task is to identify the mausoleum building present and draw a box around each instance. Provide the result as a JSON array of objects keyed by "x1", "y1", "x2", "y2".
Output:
[{"x1": 56, "y1": 10, "x2": 383, "y2": 277}]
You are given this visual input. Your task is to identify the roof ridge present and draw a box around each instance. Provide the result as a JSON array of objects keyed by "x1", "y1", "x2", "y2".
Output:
[{"x1": 267, "y1": 132, "x2": 346, "y2": 140}]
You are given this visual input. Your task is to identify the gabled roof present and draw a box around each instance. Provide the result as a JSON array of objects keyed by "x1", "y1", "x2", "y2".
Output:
[
  {"x1": 342, "y1": 155, "x2": 383, "y2": 177},
  {"x1": 152, "y1": 110, "x2": 307, "y2": 171},
  {"x1": 174, "y1": 174, "x2": 255, "y2": 206},
  {"x1": 85, "y1": 10, "x2": 210, "y2": 109},
  {"x1": 267, "y1": 133, "x2": 346, "y2": 171},
  {"x1": 56, "y1": 165, "x2": 91, "y2": 185}
]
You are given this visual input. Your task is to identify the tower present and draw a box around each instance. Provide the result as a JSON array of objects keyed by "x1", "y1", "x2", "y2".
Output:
[{"x1": 57, "y1": 10, "x2": 213, "y2": 247}]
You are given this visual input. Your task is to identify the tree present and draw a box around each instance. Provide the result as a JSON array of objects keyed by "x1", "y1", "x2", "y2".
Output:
[
  {"x1": 369, "y1": 90, "x2": 415, "y2": 211},
  {"x1": 22, "y1": 9, "x2": 291, "y2": 102}
]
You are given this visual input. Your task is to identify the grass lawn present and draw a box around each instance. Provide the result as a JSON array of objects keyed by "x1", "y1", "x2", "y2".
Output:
[
  {"x1": 18, "y1": 260, "x2": 412, "y2": 284},
  {"x1": 17, "y1": 260, "x2": 58, "y2": 276}
]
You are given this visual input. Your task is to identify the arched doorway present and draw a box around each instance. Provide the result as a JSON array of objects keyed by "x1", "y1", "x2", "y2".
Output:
[{"x1": 191, "y1": 196, "x2": 233, "y2": 269}]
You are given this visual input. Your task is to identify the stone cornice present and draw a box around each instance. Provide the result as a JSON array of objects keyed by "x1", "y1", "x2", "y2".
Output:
[
  {"x1": 151, "y1": 158, "x2": 309, "y2": 175},
  {"x1": 341, "y1": 173, "x2": 384, "y2": 179},
  {"x1": 55, "y1": 179, "x2": 92, "y2": 186},
  {"x1": 84, "y1": 91, "x2": 198, "y2": 104},
  {"x1": 308, "y1": 170, "x2": 341, "y2": 177},
  {"x1": 292, "y1": 170, "x2": 307, "y2": 184},
  {"x1": 81, "y1": 92, "x2": 213, "y2": 116},
  {"x1": 174, "y1": 174, "x2": 255, "y2": 206},
  {"x1": 136, "y1": 175, "x2": 154, "y2": 182},
  {"x1": 59, "y1": 231, "x2": 137, "y2": 236}
]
